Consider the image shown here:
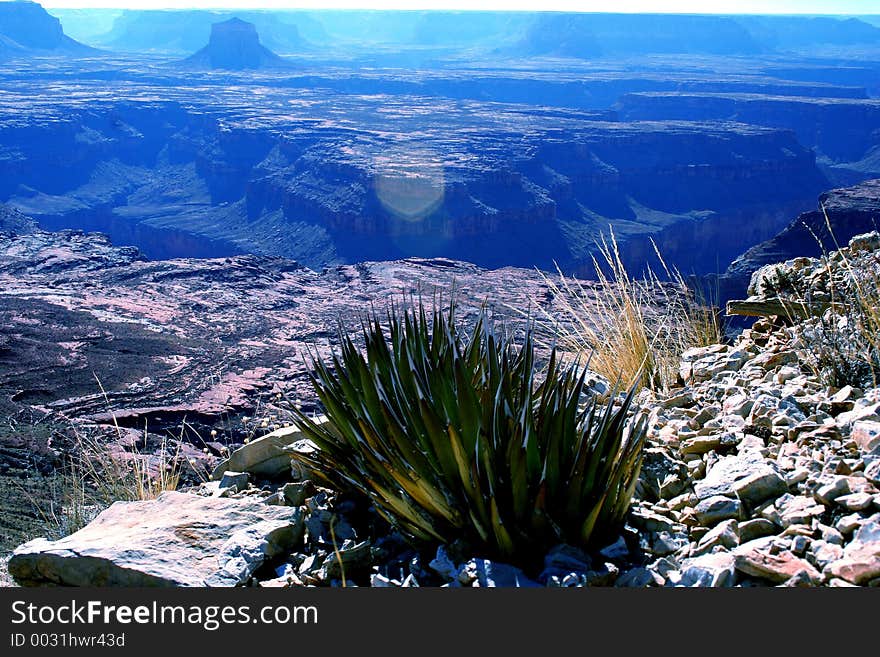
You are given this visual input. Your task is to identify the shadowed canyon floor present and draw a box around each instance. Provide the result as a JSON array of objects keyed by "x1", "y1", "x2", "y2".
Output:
[{"x1": 0, "y1": 67, "x2": 830, "y2": 277}]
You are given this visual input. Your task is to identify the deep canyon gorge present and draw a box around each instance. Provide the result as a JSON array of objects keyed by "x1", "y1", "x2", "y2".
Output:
[{"x1": 2, "y1": 3, "x2": 879, "y2": 284}]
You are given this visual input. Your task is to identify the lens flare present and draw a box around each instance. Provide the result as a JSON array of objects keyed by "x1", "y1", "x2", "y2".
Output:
[{"x1": 374, "y1": 149, "x2": 445, "y2": 223}]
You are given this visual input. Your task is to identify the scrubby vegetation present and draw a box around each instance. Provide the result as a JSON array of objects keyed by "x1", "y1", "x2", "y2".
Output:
[
  {"x1": 45, "y1": 429, "x2": 184, "y2": 537},
  {"x1": 756, "y1": 230, "x2": 880, "y2": 389},
  {"x1": 288, "y1": 301, "x2": 647, "y2": 564},
  {"x1": 538, "y1": 232, "x2": 722, "y2": 392}
]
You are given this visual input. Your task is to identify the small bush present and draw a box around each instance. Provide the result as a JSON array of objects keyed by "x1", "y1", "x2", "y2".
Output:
[
  {"x1": 288, "y1": 301, "x2": 647, "y2": 564},
  {"x1": 807, "y1": 276, "x2": 878, "y2": 389}
]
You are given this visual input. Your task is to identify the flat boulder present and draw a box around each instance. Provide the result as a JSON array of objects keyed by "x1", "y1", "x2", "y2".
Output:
[
  {"x1": 694, "y1": 450, "x2": 783, "y2": 501},
  {"x1": 733, "y1": 537, "x2": 822, "y2": 585},
  {"x1": 212, "y1": 419, "x2": 327, "y2": 480},
  {"x1": 9, "y1": 491, "x2": 303, "y2": 587},
  {"x1": 852, "y1": 420, "x2": 880, "y2": 453},
  {"x1": 826, "y1": 514, "x2": 880, "y2": 585},
  {"x1": 679, "y1": 551, "x2": 737, "y2": 587}
]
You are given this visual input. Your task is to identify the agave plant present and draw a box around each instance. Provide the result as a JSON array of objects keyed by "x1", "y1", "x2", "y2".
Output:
[{"x1": 288, "y1": 301, "x2": 647, "y2": 562}]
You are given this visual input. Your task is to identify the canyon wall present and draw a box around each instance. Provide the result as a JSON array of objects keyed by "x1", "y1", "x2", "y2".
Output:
[
  {"x1": 0, "y1": 0, "x2": 92, "y2": 57},
  {"x1": 0, "y1": 84, "x2": 829, "y2": 276},
  {"x1": 617, "y1": 93, "x2": 880, "y2": 184},
  {"x1": 721, "y1": 178, "x2": 880, "y2": 299}
]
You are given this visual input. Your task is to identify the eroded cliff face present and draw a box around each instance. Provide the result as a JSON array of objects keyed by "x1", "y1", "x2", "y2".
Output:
[
  {"x1": 0, "y1": 0, "x2": 92, "y2": 55},
  {"x1": 721, "y1": 178, "x2": 880, "y2": 300},
  {"x1": 0, "y1": 1, "x2": 64, "y2": 50},
  {"x1": 0, "y1": 82, "x2": 828, "y2": 276},
  {"x1": 617, "y1": 92, "x2": 880, "y2": 184}
]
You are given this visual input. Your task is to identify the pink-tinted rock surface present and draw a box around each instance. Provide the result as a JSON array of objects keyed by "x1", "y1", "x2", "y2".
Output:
[{"x1": 0, "y1": 227, "x2": 581, "y2": 436}]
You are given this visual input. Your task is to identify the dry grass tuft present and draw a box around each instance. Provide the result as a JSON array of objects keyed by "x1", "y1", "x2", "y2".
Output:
[
  {"x1": 46, "y1": 426, "x2": 185, "y2": 537},
  {"x1": 537, "y1": 230, "x2": 722, "y2": 392}
]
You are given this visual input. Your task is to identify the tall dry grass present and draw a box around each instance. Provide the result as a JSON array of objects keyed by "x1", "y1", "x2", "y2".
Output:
[
  {"x1": 35, "y1": 380, "x2": 196, "y2": 537},
  {"x1": 45, "y1": 425, "x2": 185, "y2": 536},
  {"x1": 846, "y1": 266, "x2": 880, "y2": 389},
  {"x1": 537, "y1": 230, "x2": 722, "y2": 392}
]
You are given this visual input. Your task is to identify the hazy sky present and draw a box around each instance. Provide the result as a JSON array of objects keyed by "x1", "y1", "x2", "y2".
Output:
[{"x1": 33, "y1": 1, "x2": 880, "y2": 14}]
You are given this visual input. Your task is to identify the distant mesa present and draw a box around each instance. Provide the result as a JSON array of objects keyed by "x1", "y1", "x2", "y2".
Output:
[
  {"x1": 184, "y1": 18, "x2": 288, "y2": 70},
  {"x1": 86, "y1": 10, "x2": 315, "y2": 55},
  {"x1": 0, "y1": 0, "x2": 94, "y2": 57},
  {"x1": 516, "y1": 14, "x2": 763, "y2": 58},
  {"x1": 512, "y1": 13, "x2": 880, "y2": 59}
]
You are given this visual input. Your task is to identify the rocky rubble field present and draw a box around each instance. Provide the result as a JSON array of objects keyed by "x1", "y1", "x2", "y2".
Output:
[
  {"x1": 621, "y1": 231, "x2": 880, "y2": 587},
  {"x1": 9, "y1": 233, "x2": 880, "y2": 587}
]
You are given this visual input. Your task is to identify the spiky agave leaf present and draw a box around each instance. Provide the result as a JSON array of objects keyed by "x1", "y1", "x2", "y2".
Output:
[{"x1": 288, "y1": 300, "x2": 647, "y2": 564}]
